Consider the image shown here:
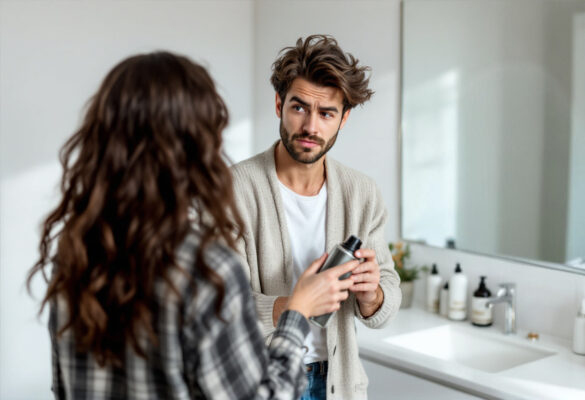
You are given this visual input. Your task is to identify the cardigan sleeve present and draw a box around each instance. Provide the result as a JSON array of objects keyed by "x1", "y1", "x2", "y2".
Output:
[
  {"x1": 354, "y1": 183, "x2": 402, "y2": 328},
  {"x1": 231, "y1": 152, "x2": 291, "y2": 341}
]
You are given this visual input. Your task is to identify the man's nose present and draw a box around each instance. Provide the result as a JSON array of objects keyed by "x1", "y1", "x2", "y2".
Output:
[{"x1": 302, "y1": 111, "x2": 319, "y2": 135}]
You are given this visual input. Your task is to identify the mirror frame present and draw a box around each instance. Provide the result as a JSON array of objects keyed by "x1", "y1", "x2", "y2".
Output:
[{"x1": 397, "y1": 0, "x2": 585, "y2": 276}]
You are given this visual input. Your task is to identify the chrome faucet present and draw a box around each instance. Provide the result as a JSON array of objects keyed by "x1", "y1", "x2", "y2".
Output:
[{"x1": 486, "y1": 283, "x2": 516, "y2": 334}]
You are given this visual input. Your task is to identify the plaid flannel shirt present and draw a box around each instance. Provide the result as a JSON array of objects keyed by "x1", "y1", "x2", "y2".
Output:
[{"x1": 49, "y1": 230, "x2": 309, "y2": 399}]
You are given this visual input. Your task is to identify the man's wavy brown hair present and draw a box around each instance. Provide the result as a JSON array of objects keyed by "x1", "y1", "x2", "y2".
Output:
[
  {"x1": 270, "y1": 34, "x2": 374, "y2": 112},
  {"x1": 27, "y1": 51, "x2": 243, "y2": 367}
]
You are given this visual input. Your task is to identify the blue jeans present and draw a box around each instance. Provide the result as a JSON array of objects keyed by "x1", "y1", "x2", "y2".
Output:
[{"x1": 300, "y1": 361, "x2": 327, "y2": 400}]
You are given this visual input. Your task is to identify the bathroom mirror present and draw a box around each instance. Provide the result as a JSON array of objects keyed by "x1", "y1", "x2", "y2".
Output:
[{"x1": 400, "y1": 0, "x2": 585, "y2": 273}]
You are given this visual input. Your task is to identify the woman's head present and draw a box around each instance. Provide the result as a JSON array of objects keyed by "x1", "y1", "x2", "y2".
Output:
[{"x1": 29, "y1": 51, "x2": 241, "y2": 366}]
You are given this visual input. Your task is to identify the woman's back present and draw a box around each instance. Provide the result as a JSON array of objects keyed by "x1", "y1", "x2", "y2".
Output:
[
  {"x1": 50, "y1": 228, "x2": 308, "y2": 399},
  {"x1": 31, "y1": 51, "x2": 357, "y2": 400}
]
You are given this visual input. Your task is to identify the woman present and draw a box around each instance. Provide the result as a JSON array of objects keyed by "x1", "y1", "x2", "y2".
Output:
[{"x1": 28, "y1": 52, "x2": 357, "y2": 399}]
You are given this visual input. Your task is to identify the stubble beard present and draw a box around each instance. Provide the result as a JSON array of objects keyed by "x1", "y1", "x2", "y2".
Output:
[{"x1": 279, "y1": 120, "x2": 338, "y2": 164}]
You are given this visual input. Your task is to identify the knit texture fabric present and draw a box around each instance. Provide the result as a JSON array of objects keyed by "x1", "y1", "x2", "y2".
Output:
[{"x1": 232, "y1": 142, "x2": 402, "y2": 400}]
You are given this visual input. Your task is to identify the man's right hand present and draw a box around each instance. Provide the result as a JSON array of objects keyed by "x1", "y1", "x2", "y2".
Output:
[
  {"x1": 273, "y1": 296, "x2": 290, "y2": 327},
  {"x1": 279, "y1": 253, "x2": 358, "y2": 322}
]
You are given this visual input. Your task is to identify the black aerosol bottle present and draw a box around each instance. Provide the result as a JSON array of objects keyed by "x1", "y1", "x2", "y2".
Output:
[{"x1": 310, "y1": 235, "x2": 362, "y2": 328}]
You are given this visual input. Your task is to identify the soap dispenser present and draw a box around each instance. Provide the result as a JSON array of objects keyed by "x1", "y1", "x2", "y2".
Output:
[
  {"x1": 573, "y1": 299, "x2": 585, "y2": 355},
  {"x1": 426, "y1": 264, "x2": 442, "y2": 313},
  {"x1": 471, "y1": 276, "x2": 492, "y2": 327},
  {"x1": 448, "y1": 263, "x2": 468, "y2": 321}
]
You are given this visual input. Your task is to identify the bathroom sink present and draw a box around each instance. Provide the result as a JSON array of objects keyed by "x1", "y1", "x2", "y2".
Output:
[{"x1": 384, "y1": 325, "x2": 555, "y2": 373}]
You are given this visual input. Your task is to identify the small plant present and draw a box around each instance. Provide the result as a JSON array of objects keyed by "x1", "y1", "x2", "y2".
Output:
[{"x1": 388, "y1": 242, "x2": 423, "y2": 282}]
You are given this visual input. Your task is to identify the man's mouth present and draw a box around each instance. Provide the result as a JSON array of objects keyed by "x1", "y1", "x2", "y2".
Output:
[{"x1": 296, "y1": 138, "x2": 320, "y2": 148}]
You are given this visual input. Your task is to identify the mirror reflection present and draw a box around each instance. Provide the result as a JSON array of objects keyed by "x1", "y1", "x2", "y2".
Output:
[{"x1": 401, "y1": 0, "x2": 585, "y2": 269}]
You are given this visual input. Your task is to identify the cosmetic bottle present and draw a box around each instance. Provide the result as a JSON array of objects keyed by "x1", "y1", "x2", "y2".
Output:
[
  {"x1": 310, "y1": 235, "x2": 362, "y2": 328},
  {"x1": 448, "y1": 263, "x2": 468, "y2": 321},
  {"x1": 471, "y1": 276, "x2": 493, "y2": 326},
  {"x1": 426, "y1": 264, "x2": 442, "y2": 313}
]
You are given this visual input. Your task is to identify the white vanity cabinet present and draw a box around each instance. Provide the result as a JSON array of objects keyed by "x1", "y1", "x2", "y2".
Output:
[{"x1": 361, "y1": 358, "x2": 483, "y2": 400}]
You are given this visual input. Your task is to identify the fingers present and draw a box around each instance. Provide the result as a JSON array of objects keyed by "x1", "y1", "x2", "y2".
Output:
[
  {"x1": 325, "y1": 290, "x2": 350, "y2": 312},
  {"x1": 352, "y1": 260, "x2": 377, "y2": 274},
  {"x1": 349, "y1": 283, "x2": 378, "y2": 292},
  {"x1": 355, "y1": 248, "x2": 376, "y2": 261},
  {"x1": 327, "y1": 259, "x2": 360, "y2": 279},
  {"x1": 338, "y1": 277, "x2": 355, "y2": 291},
  {"x1": 351, "y1": 272, "x2": 374, "y2": 284}
]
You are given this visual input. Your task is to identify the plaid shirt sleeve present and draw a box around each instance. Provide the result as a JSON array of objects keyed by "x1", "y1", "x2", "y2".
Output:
[{"x1": 184, "y1": 244, "x2": 309, "y2": 400}]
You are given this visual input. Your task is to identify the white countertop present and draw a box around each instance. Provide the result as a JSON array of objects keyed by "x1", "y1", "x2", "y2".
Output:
[{"x1": 357, "y1": 307, "x2": 585, "y2": 400}]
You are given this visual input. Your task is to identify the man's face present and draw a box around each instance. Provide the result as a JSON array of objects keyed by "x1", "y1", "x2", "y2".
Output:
[{"x1": 276, "y1": 78, "x2": 350, "y2": 164}]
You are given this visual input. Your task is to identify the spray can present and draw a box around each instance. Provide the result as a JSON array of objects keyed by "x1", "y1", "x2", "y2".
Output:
[{"x1": 309, "y1": 235, "x2": 362, "y2": 328}]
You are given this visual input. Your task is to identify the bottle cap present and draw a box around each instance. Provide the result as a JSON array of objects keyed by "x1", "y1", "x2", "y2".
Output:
[
  {"x1": 431, "y1": 264, "x2": 438, "y2": 274},
  {"x1": 475, "y1": 276, "x2": 491, "y2": 297},
  {"x1": 455, "y1": 263, "x2": 462, "y2": 273},
  {"x1": 342, "y1": 235, "x2": 362, "y2": 252}
]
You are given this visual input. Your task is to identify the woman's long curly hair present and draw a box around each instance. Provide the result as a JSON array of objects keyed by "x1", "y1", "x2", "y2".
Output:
[{"x1": 27, "y1": 51, "x2": 243, "y2": 367}]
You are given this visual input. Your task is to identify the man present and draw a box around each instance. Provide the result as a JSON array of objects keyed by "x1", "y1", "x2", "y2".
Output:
[{"x1": 232, "y1": 35, "x2": 401, "y2": 400}]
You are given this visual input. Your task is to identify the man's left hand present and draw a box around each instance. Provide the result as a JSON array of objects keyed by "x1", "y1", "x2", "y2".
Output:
[{"x1": 349, "y1": 248, "x2": 384, "y2": 318}]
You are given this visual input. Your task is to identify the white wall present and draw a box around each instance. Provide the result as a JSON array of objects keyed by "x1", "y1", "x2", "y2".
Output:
[
  {"x1": 0, "y1": 1, "x2": 253, "y2": 398},
  {"x1": 253, "y1": 0, "x2": 402, "y2": 241}
]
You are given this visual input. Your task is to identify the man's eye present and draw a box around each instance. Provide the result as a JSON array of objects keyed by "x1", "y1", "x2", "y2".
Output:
[
  {"x1": 293, "y1": 105, "x2": 305, "y2": 112},
  {"x1": 321, "y1": 112, "x2": 333, "y2": 119}
]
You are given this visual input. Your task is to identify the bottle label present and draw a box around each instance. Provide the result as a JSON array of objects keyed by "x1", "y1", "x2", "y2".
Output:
[
  {"x1": 449, "y1": 300, "x2": 465, "y2": 311},
  {"x1": 471, "y1": 298, "x2": 493, "y2": 325},
  {"x1": 448, "y1": 299, "x2": 467, "y2": 320}
]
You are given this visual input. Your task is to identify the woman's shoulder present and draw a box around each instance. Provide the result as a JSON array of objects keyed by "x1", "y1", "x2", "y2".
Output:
[{"x1": 176, "y1": 229, "x2": 249, "y2": 297}]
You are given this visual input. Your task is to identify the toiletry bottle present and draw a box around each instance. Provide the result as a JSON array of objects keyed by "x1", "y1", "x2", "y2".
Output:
[
  {"x1": 440, "y1": 282, "x2": 449, "y2": 317},
  {"x1": 448, "y1": 263, "x2": 468, "y2": 320},
  {"x1": 426, "y1": 264, "x2": 442, "y2": 313},
  {"x1": 310, "y1": 235, "x2": 362, "y2": 328},
  {"x1": 471, "y1": 276, "x2": 492, "y2": 327},
  {"x1": 573, "y1": 299, "x2": 585, "y2": 355}
]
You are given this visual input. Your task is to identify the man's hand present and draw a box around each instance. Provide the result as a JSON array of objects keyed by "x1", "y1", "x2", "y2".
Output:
[
  {"x1": 273, "y1": 296, "x2": 289, "y2": 327},
  {"x1": 349, "y1": 248, "x2": 384, "y2": 318}
]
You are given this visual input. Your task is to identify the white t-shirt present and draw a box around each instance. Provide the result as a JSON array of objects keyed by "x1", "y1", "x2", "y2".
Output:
[{"x1": 278, "y1": 180, "x2": 328, "y2": 364}]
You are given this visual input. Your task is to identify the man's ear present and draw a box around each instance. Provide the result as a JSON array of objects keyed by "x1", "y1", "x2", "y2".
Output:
[
  {"x1": 275, "y1": 93, "x2": 283, "y2": 118},
  {"x1": 339, "y1": 109, "x2": 351, "y2": 130}
]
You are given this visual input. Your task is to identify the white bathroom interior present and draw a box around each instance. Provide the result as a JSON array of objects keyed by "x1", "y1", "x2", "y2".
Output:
[{"x1": 1, "y1": 0, "x2": 584, "y2": 399}]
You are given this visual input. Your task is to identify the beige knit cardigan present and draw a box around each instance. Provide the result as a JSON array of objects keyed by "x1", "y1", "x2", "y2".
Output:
[{"x1": 231, "y1": 142, "x2": 401, "y2": 400}]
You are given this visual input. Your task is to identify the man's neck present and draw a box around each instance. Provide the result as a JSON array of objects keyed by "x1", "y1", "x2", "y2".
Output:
[{"x1": 275, "y1": 141, "x2": 326, "y2": 196}]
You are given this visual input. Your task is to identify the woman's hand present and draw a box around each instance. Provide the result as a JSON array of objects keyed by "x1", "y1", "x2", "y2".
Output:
[{"x1": 287, "y1": 253, "x2": 358, "y2": 318}]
